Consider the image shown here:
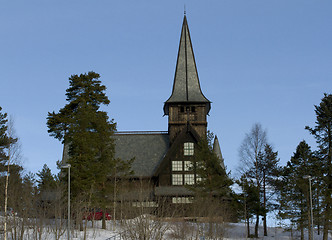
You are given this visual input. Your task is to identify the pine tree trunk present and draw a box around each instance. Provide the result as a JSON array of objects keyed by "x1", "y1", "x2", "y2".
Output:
[
  {"x1": 246, "y1": 216, "x2": 250, "y2": 238},
  {"x1": 323, "y1": 135, "x2": 332, "y2": 240},
  {"x1": 244, "y1": 197, "x2": 250, "y2": 238},
  {"x1": 300, "y1": 208, "x2": 304, "y2": 240},
  {"x1": 300, "y1": 223, "x2": 304, "y2": 240},
  {"x1": 255, "y1": 213, "x2": 259, "y2": 238},
  {"x1": 308, "y1": 197, "x2": 312, "y2": 240},
  {"x1": 322, "y1": 204, "x2": 330, "y2": 240}
]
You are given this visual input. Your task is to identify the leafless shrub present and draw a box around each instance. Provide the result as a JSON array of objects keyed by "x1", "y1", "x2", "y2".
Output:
[
  {"x1": 168, "y1": 218, "x2": 198, "y2": 240},
  {"x1": 120, "y1": 214, "x2": 168, "y2": 240},
  {"x1": 118, "y1": 179, "x2": 174, "y2": 240},
  {"x1": 168, "y1": 196, "x2": 231, "y2": 240}
]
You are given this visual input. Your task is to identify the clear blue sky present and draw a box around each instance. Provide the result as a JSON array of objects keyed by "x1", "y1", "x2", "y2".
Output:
[{"x1": 1, "y1": 1, "x2": 331, "y2": 177}]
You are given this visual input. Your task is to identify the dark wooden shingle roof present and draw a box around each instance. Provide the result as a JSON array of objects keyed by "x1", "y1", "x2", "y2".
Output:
[{"x1": 113, "y1": 132, "x2": 169, "y2": 178}]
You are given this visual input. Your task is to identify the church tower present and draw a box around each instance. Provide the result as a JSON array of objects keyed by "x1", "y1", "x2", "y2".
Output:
[{"x1": 164, "y1": 15, "x2": 211, "y2": 144}]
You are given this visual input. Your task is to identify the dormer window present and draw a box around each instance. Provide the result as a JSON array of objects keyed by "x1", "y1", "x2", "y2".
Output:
[{"x1": 184, "y1": 142, "x2": 194, "y2": 156}]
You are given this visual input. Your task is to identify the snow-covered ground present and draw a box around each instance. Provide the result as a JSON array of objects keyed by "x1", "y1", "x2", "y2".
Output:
[{"x1": 1, "y1": 217, "x2": 330, "y2": 239}]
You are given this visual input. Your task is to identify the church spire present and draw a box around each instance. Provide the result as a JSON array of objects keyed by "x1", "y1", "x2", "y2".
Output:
[
  {"x1": 164, "y1": 15, "x2": 211, "y2": 115},
  {"x1": 213, "y1": 136, "x2": 225, "y2": 169}
]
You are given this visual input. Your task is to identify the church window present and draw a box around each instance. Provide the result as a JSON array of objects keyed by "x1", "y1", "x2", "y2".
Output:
[
  {"x1": 184, "y1": 174, "x2": 195, "y2": 185},
  {"x1": 184, "y1": 142, "x2": 194, "y2": 156},
  {"x1": 172, "y1": 161, "x2": 183, "y2": 171},
  {"x1": 184, "y1": 161, "x2": 193, "y2": 171},
  {"x1": 191, "y1": 106, "x2": 196, "y2": 112},
  {"x1": 172, "y1": 197, "x2": 193, "y2": 204},
  {"x1": 172, "y1": 174, "x2": 183, "y2": 185},
  {"x1": 132, "y1": 201, "x2": 158, "y2": 207}
]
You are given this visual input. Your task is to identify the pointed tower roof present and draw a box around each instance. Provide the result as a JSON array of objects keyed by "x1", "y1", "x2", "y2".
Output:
[
  {"x1": 213, "y1": 136, "x2": 225, "y2": 169},
  {"x1": 164, "y1": 15, "x2": 211, "y2": 115}
]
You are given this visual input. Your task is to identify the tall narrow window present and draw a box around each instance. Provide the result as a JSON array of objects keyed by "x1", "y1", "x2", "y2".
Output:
[{"x1": 184, "y1": 142, "x2": 194, "y2": 156}]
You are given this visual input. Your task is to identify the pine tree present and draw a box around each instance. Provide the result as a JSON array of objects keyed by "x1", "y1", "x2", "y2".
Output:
[
  {"x1": 193, "y1": 132, "x2": 233, "y2": 197},
  {"x1": 0, "y1": 106, "x2": 10, "y2": 163},
  {"x1": 37, "y1": 164, "x2": 57, "y2": 192},
  {"x1": 189, "y1": 132, "x2": 234, "y2": 237},
  {"x1": 277, "y1": 141, "x2": 315, "y2": 240},
  {"x1": 257, "y1": 144, "x2": 280, "y2": 236},
  {"x1": 305, "y1": 93, "x2": 332, "y2": 240},
  {"x1": 47, "y1": 72, "x2": 130, "y2": 229},
  {"x1": 310, "y1": 151, "x2": 325, "y2": 235},
  {"x1": 237, "y1": 174, "x2": 261, "y2": 238}
]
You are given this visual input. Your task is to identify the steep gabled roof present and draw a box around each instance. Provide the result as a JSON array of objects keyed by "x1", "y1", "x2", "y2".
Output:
[
  {"x1": 113, "y1": 132, "x2": 169, "y2": 178},
  {"x1": 153, "y1": 124, "x2": 202, "y2": 177},
  {"x1": 164, "y1": 15, "x2": 211, "y2": 115}
]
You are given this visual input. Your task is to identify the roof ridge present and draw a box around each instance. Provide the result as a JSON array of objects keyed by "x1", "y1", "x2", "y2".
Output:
[{"x1": 115, "y1": 131, "x2": 168, "y2": 135}]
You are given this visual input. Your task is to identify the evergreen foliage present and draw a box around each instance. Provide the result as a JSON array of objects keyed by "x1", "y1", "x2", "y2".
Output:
[
  {"x1": 237, "y1": 174, "x2": 261, "y2": 237},
  {"x1": 257, "y1": 144, "x2": 280, "y2": 186},
  {"x1": 187, "y1": 131, "x2": 236, "y2": 225},
  {"x1": 276, "y1": 141, "x2": 315, "y2": 239},
  {"x1": 257, "y1": 144, "x2": 280, "y2": 236},
  {"x1": 193, "y1": 131, "x2": 233, "y2": 197},
  {"x1": 238, "y1": 143, "x2": 280, "y2": 237},
  {"x1": 47, "y1": 72, "x2": 131, "y2": 228},
  {"x1": 0, "y1": 106, "x2": 10, "y2": 163},
  {"x1": 305, "y1": 93, "x2": 332, "y2": 240},
  {"x1": 36, "y1": 164, "x2": 57, "y2": 193}
]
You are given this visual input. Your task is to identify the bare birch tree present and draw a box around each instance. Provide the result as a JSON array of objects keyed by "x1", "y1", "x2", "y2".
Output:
[
  {"x1": 2, "y1": 117, "x2": 19, "y2": 240},
  {"x1": 238, "y1": 123, "x2": 267, "y2": 238}
]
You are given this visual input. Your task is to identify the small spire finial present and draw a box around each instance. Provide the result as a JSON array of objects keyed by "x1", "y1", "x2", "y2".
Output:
[{"x1": 184, "y1": 5, "x2": 186, "y2": 15}]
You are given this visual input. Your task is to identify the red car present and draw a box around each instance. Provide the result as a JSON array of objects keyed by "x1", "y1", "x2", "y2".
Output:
[{"x1": 84, "y1": 210, "x2": 111, "y2": 221}]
